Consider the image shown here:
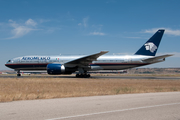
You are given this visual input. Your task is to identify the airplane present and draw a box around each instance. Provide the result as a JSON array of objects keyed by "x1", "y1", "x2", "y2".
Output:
[{"x1": 5, "y1": 29, "x2": 173, "y2": 77}]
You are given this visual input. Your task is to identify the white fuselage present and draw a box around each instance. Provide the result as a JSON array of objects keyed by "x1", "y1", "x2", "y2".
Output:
[{"x1": 5, "y1": 55, "x2": 153, "y2": 71}]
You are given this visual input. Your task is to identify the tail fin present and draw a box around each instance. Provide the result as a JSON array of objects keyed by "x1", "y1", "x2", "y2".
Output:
[{"x1": 135, "y1": 29, "x2": 165, "y2": 56}]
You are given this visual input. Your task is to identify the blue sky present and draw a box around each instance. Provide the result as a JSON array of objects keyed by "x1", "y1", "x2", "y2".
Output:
[{"x1": 0, "y1": 0, "x2": 180, "y2": 70}]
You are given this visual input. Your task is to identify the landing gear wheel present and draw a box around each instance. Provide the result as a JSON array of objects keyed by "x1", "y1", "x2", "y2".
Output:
[
  {"x1": 17, "y1": 74, "x2": 21, "y2": 76},
  {"x1": 76, "y1": 73, "x2": 91, "y2": 78},
  {"x1": 87, "y1": 74, "x2": 90, "y2": 78},
  {"x1": 17, "y1": 70, "x2": 21, "y2": 76},
  {"x1": 76, "y1": 74, "x2": 80, "y2": 77}
]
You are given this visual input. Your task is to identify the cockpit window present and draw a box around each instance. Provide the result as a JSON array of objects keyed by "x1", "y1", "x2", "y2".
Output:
[{"x1": 8, "y1": 60, "x2": 11, "y2": 62}]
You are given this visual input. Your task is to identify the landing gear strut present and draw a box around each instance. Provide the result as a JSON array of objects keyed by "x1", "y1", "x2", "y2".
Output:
[
  {"x1": 17, "y1": 70, "x2": 21, "y2": 76},
  {"x1": 76, "y1": 68, "x2": 91, "y2": 78},
  {"x1": 76, "y1": 73, "x2": 91, "y2": 78}
]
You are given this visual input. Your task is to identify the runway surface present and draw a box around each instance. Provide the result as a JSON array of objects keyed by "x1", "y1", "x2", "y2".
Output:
[
  {"x1": 1, "y1": 92, "x2": 180, "y2": 120},
  {"x1": 0, "y1": 75, "x2": 180, "y2": 80}
]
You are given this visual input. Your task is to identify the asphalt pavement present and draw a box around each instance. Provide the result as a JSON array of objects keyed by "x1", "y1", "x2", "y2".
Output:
[
  {"x1": 0, "y1": 75, "x2": 180, "y2": 80},
  {"x1": 1, "y1": 92, "x2": 180, "y2": 120}
]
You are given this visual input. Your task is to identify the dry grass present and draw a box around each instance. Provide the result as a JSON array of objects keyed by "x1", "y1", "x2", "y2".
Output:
[
  {"x1": 0, "y1": 77, "x2": 180, "y2": 102},
  {"x1": 94, "y1": 73, "x2": 180, "y2": 77}
]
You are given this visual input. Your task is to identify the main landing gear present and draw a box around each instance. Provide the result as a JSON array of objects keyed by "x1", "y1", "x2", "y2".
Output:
[
  {"x1": 76, "y1": 68, "x2": 91, "y2": 78},
  {"x1": 76, "y1": 73, "x2": 91, "y2": 78}
]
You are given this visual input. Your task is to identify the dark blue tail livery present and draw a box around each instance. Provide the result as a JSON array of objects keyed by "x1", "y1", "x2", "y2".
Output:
[{"x1": 135, "y1": 29, "x2": 165, "y2": 56}]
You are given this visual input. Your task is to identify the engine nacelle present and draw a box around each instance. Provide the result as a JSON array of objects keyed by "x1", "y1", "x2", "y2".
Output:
[{"x1": 47, "y1": 63, "x2": 65, "y2": 75}]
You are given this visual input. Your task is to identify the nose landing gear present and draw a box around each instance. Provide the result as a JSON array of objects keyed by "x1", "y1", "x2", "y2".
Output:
[{"x1": 17, "y1": 70, "x2": 21, "y2": 76}]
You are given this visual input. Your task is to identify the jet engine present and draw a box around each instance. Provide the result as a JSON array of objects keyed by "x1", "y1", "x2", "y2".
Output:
[{"x1": 47, "y1": 63, "x2": 74, "y2": 75}]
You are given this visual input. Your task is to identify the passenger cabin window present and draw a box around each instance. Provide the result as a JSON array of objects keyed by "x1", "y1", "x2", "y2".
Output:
[{"x1": 8, "y1": 60, "x2": 11, "y2": 62}]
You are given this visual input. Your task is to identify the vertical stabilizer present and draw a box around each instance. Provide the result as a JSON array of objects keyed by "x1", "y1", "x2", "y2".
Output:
[{"x1": 135, "y1": 29, "x2": 165, "y2": 56}]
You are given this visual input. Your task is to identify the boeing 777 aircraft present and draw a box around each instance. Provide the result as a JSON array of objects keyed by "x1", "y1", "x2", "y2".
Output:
[{"x1": 5, "y1": 29, "x2": 173, "y2": 77}]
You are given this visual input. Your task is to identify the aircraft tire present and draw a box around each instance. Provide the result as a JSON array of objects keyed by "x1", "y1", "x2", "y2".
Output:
[
  {"x1": 76, "y1": 74, "x2": 79, "y2": 78},
  {"x1": 17, "y1": 74, "x2": 21, "y2": 76},
  {"x1": 76, "y1": 74, "x2": 90, "y2": 78},
  {"x1": 87, "y1": 74, "x2": 90, "y2": 78}
]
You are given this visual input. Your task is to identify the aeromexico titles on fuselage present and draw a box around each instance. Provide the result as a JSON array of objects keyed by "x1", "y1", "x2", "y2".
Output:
[
  {"x1": 6, "y1": 56, "x2": 52, "y2": 70},
  {"x1": 5, "y1": 29, "x2": 173, "y2": 77},
  {"x1": 22, "y1": 56, "x2": 51, "y2": 60}
]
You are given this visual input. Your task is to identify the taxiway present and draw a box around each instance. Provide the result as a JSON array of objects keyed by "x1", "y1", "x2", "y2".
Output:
[
  {"x1": 0, "y1": 92, "x2": 180, "y2": 120},
  {"x1": 0, "y1": 75, "x2": 180, "y2": 80}
]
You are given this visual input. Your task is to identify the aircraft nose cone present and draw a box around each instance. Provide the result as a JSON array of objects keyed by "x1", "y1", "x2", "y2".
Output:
[
  {"x1": 5, "y1": 63, "x2": 8, "y2": 67},
  {"x1": 5, "y1": 63, "x2": 11, "y2": 68}
]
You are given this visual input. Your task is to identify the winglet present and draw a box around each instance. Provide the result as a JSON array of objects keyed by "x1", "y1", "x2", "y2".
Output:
[{"x1": 135, "y1": 29, "x2": 165, "y2": 56}]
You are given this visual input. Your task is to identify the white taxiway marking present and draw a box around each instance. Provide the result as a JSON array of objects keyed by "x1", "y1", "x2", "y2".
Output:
[{"x1": 46, "y1": 102, "x2": 180, "y2": 120}]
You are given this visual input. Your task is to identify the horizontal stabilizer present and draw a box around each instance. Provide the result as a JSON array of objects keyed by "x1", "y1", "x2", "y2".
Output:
[{"x1": 142, "y1": 54, "x2": 173, "y2": 62}]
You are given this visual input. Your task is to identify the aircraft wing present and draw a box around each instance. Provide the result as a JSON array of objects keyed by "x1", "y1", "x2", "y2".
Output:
[
  {"x1": 142, "y1": 54, "x2": 173, "y2": 63},
  {"x1": 64, "y1": 51, "x2": 108, "y2": 67}
]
